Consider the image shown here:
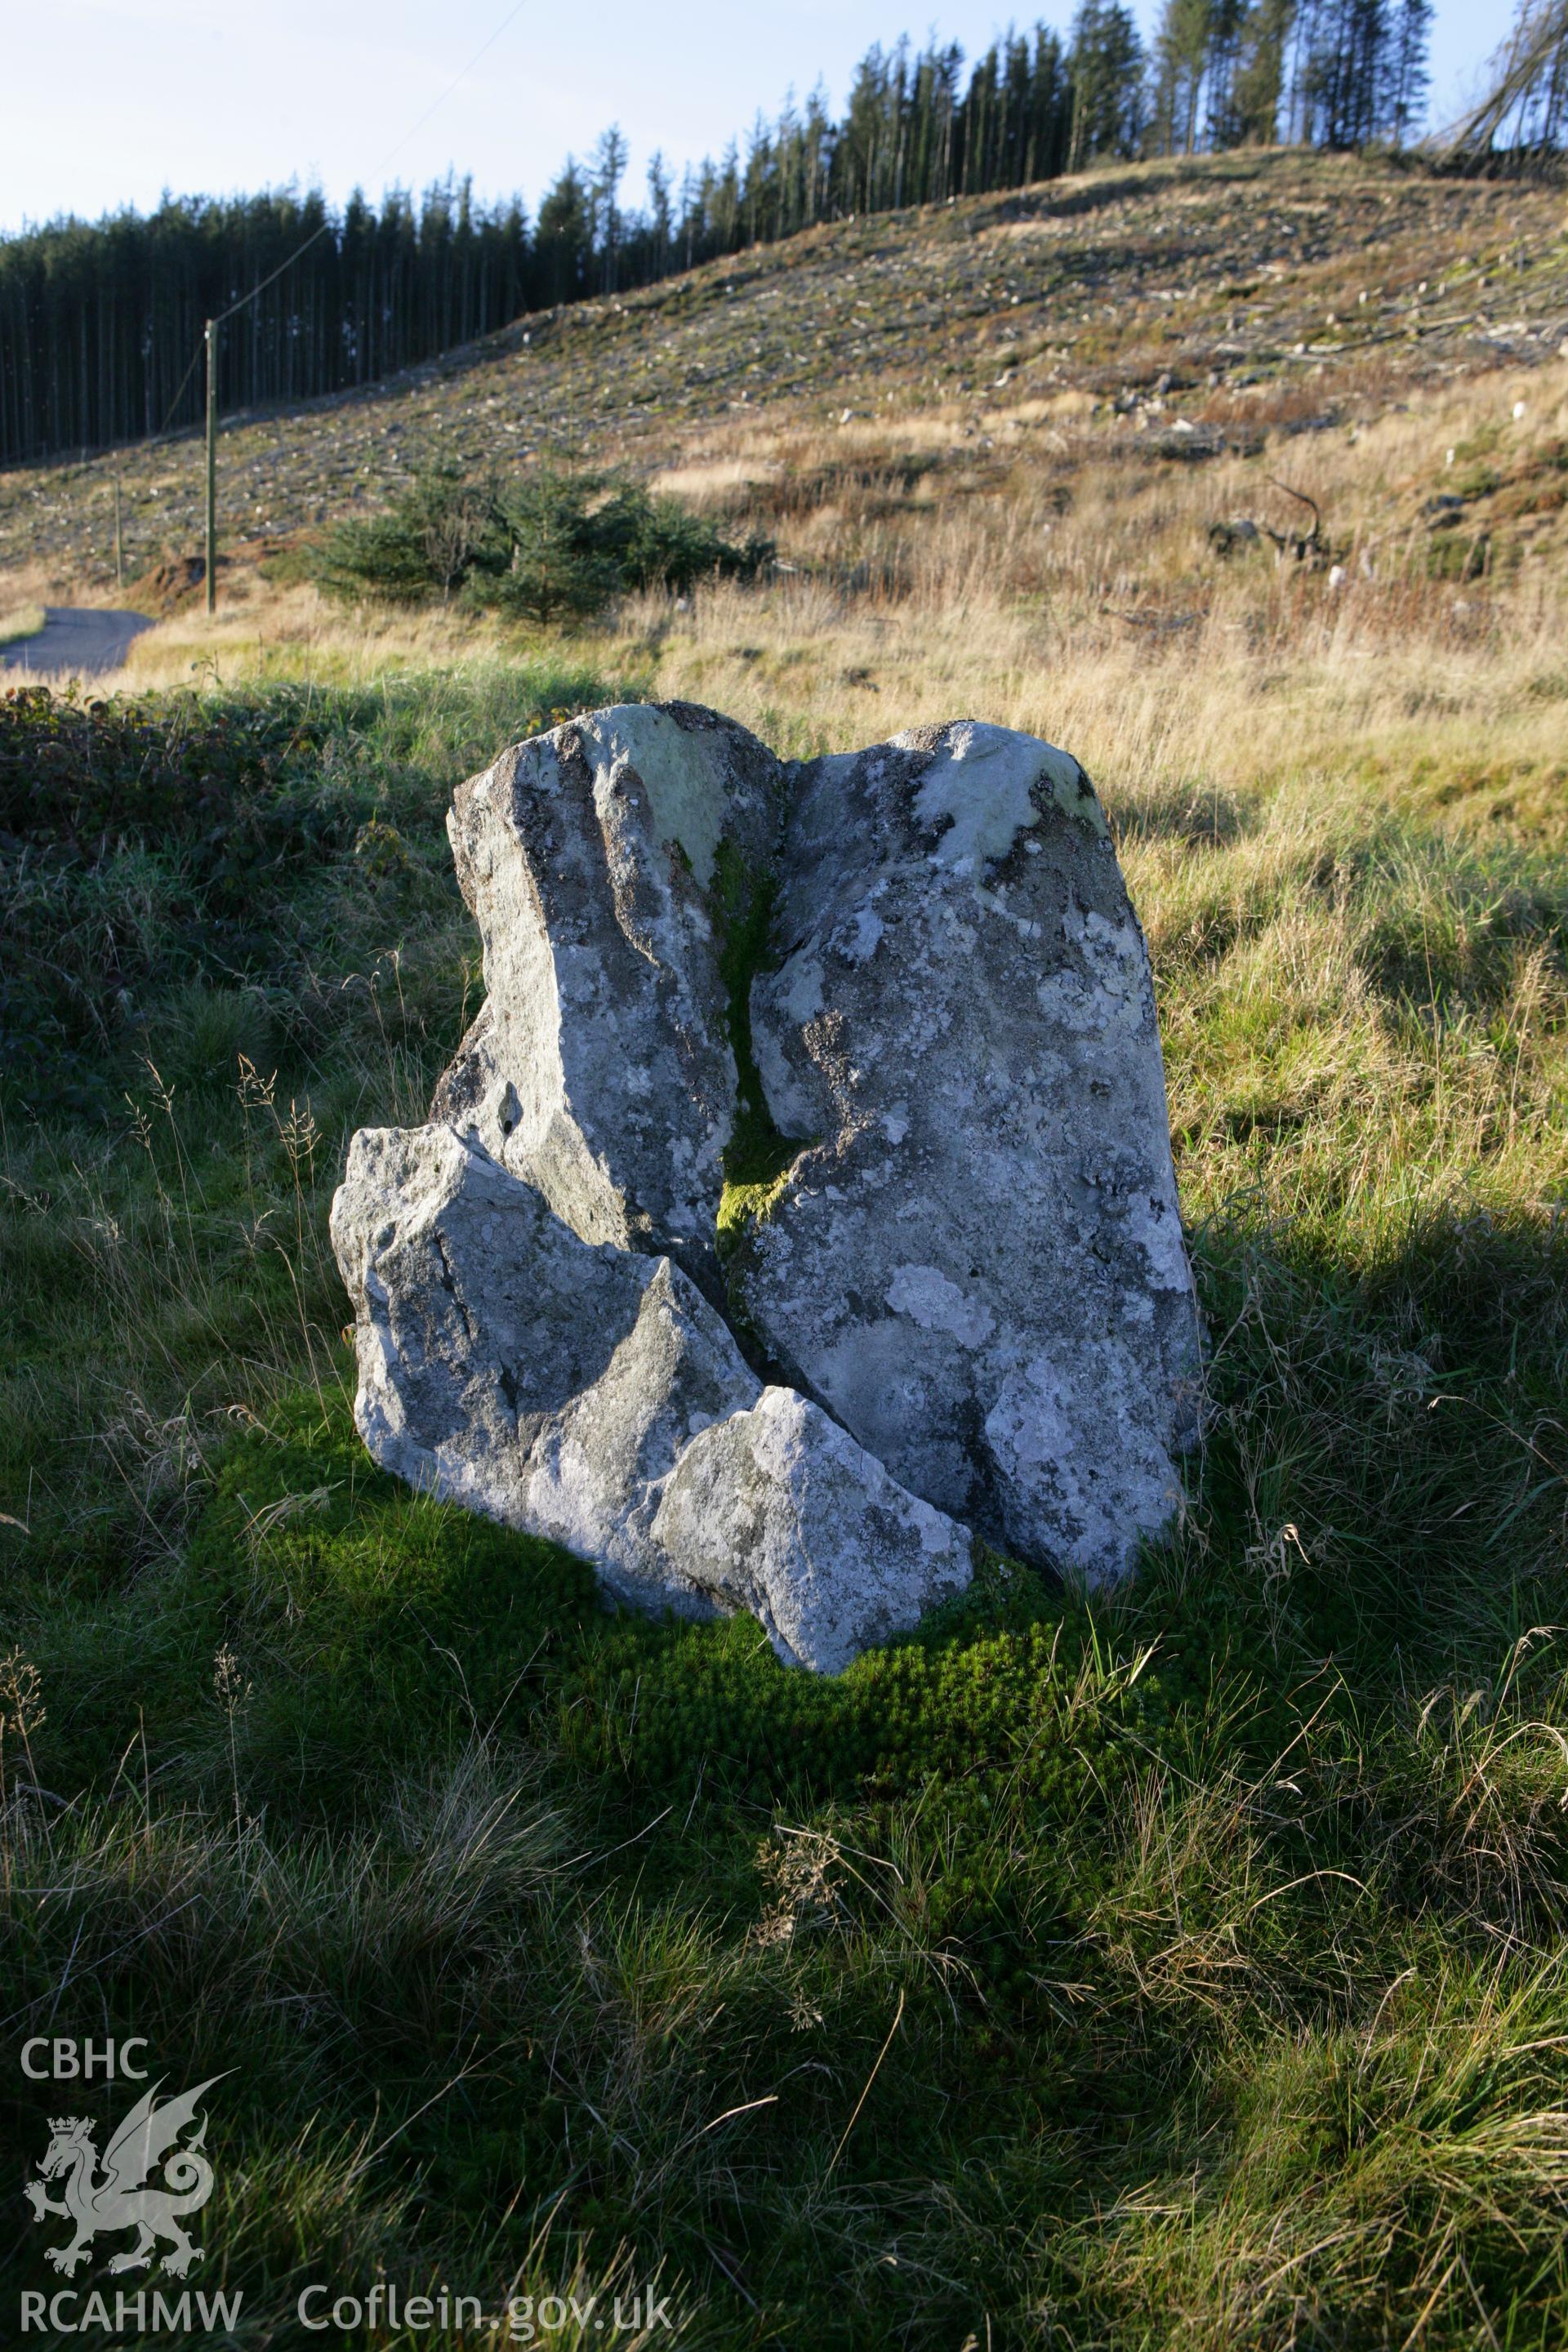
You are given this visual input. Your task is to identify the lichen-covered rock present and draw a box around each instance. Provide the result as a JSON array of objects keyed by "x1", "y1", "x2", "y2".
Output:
[
  {"x1": 652, "y1": 1386, "x2": 973, "y2": 1673},
  {"x1": 736, "y1": 719, "x2": 1204, "y2": 1584},
  {"x1": 330, "y1": 1122, "x2": 758, "y2": 1618},
  {"x1": 332, "y1": 699, "x2": 1204, "y2": 1668},
  {"x1": 432, "y1": 700, "x2": 780, "y2": 1298},
  {"x1": 329, "y1": 1122, "x2": 973, "y2": 1664}
]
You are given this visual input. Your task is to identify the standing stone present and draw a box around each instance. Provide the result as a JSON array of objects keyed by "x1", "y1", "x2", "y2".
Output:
[
  {"x1": 735, "y1": 720, "x2": 1204, "y2": 1585},
  {"x1": 332, "y1": 699, "x2": 1205, "y2": 1668},
  {"x1": 432, "y1": 701, "x2": 782, "y2": 1298}
]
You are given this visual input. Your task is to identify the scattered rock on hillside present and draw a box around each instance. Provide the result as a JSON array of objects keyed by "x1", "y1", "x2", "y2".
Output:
[
  {"x1": 1208, "y1": 516, "x2": 1262, "y2": 555},
  {"x1": 333, "y1": 699, "x2": 1203, "y2": 1668},
  {"x1": 737, "y1": 720, "x2": 1204, "y2": 1584},
  {"x1": 331, "y1": 1120, "x2": 972, "y2": 1668}
]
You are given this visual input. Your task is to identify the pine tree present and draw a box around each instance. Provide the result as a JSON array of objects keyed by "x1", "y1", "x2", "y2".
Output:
[
  {"x1": 1303, "y1": 0, "x2": 1393, "y2": 147},
  {"x1": 1067, "y1": 0, "x2": 1147, "y2": 169},
  {"x1": 644, "y1": 154, "x2": 672, "y2": 279},
  {"x1": 1150, "y1": 0, "x2": 1215, "y2": 154},
  {"x1": 590, "y1": 127, "x2": 628, "y2": 294},
  {"x1": 1204, "y1": 0, "x2": 1251, "y2": 142},
  {"x1": 1388, "y1": 0, "x2": 1433, "y2": 142},
  {"x1": 535, "y1": 162, "x2": 594, "y2": 305},
  {"x1": 1232, "y1": 0, "x2": 1296, "y2": 142}
]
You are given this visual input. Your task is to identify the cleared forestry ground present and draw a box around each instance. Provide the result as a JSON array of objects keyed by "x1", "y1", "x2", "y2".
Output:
[{"x1": 3, "y1": 148, "x2": 1567, "y2": 597}]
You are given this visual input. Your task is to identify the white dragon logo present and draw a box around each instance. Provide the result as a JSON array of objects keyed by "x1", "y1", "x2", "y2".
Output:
[{"x1": 24, "y1": 2076, "x2": 226, "y2": 2278}]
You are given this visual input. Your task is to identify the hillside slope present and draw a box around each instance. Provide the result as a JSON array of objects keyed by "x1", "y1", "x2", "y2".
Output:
[{"x1": 3, "y1": 148, "x2": 1566, "y2": 590}]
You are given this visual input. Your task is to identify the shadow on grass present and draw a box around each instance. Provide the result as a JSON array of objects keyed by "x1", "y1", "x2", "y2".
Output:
[{"x1": 3, "y1": 1190, "x2": 1566, "y2": 2346}]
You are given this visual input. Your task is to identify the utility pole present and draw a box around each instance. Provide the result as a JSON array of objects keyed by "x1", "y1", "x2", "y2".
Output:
[
  {"x1": 114, "y1": 471, "x2": 124, "y2": 592},
  {"x1": 204, "y1": 317, "x2": 217, "y2": 616}
]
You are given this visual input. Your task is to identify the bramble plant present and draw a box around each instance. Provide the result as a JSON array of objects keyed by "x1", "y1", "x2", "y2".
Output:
[{"x1": 0, "y1": 670, "x2": 617, "y2": 1110}]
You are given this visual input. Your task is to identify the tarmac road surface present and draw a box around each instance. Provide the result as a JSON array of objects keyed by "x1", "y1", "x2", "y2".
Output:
[{"x1": 1, "y1": 605, "x2": 154, "y2": 676}]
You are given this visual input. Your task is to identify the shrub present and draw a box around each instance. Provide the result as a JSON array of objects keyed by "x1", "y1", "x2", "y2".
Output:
[
  {"x1": 310, "y1": 468, "x2": 495, "y2": 604},
  {"x1": 480, "y1": 470, "x2": 623, "y2": 622},
  {"x1": 311, "y1": 466, "x2": 773, "y2": 621},
  {"x1": 0, "y1": 684, "x2": 352, "y2": 1103}
]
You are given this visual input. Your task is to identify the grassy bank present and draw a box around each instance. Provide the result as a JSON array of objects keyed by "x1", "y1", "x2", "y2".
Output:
[
  {"x1": 0, "y1": 599, "x2": 44, "y2": 648},
  {"x1": 2, "y1": 285, "x2": 1568, "y2": 2341},
  {"x1": 3, "y1": 620, "x2": 1566, "y2": 2345}
]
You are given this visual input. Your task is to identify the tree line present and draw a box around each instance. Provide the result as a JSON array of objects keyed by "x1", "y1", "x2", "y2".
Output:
[
  {"x1": 1147, "y1": 0, "x2": 1433, "y2": 154},
  {"x1": 0, "y1": 0, "x2": 1452, "y2": 469},
  {"x1": 0, "y1": 183, "x2": 532, "y2": 467}
]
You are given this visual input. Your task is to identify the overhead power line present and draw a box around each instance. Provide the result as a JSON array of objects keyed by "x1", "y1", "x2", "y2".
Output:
[
  {"x1": 198, "y1": 0, "x2": 532, "y2": 610},
  {"x1": 217, "y1": 0, "x2": 533, "y2": 329}
]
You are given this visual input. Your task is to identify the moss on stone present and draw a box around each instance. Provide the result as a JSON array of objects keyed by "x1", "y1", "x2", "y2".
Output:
[{"x1": 711, "y1": 832, "x2": 803, "y2": 1263}]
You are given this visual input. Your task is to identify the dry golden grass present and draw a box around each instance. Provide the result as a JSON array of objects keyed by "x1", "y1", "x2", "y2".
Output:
[
  {"x1": 0, "y1": 555, "x2": 69, "y2": 646},
  {"x1": 0, "y1": 549, "x2": 95, "y2": 621},
  {"x1": 58, "y1": 342, "x2": 1561, "y2": 1332},
  {"x1": 0, "y1": 564, "x2": 518, "y2": 694},
  {"x1": 8, "y1": 147, "x2": 1564, "y2": 599},
  {"x1": 606, "y1": 358, "x2": 1568, "y2": 821},
  {"x1": 9, "y1": 332, "x2": 1566, "y2": 1315},
  {"x1": 51, "y1": 350, "x2": 1562, "y2": 726},
  {"x1": 0, "y1": 599, "x2": 45, "y2": 647}
]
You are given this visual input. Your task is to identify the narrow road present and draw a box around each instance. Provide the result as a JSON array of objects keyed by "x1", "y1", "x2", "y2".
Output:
[{"x1": 1, "y1": 606, "x2": 154, "y2": 676}]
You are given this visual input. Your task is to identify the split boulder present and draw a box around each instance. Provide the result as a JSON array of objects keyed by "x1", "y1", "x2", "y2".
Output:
[{"x1": 331, "y1": 701, "x2": 1204, "y2": 1671}]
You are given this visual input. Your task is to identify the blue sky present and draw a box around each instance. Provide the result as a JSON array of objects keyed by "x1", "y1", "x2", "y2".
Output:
[{"x1": 0, "y1": 0, "x2": 1498, "y2": 239}]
